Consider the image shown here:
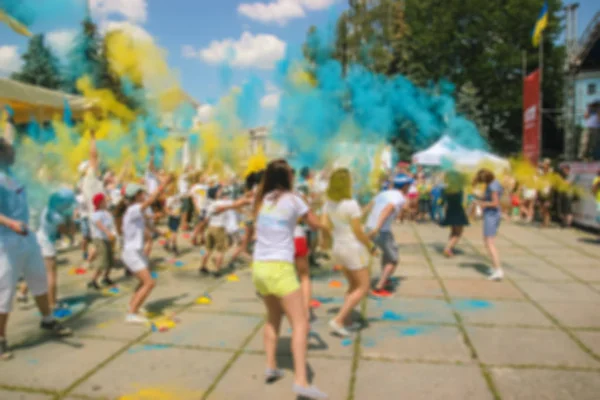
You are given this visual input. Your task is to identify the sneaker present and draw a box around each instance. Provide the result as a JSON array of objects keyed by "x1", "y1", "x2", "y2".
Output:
[
  {"x1": 488, "y1": 269, "x2": 504, "y2": 281},
  {"x1": 87, "y1": 281, "x2": 101, "y2": 290},
  {"x1": 329, "y1": 319, "x2": 351, "y2": 337},
  {"x1": 199, "y1": 267, "x2": 210, "y2": 276},
  {"x1": 212, "y1": 271, "x2": 223, "y2": 278},
  {"x1": 371, "y1": 288, "x2": 392, "y2": 298},
  {"x1": 0, "y1": 338, "x2": 13, "y2": 361},
  {"x1": 125, "y1": 313, "x2": 149, "y2": 324},
  {"x1": 40, "y1": 319, "x2": 73, "y2": 337},
  {"x1": 101, "y1": 277, "x2": 115, "y2": 287},
  {"x1": 292, "y1": 383, "x2": 328, "y2": 399},
  {"x1": 265, "y1": 368, "x2": 284, "y2": 383}
]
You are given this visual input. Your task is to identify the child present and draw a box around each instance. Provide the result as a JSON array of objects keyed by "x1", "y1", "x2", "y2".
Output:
[
  {"x1": 200, "y1": 186, "x2": 233, "y2": 277},
  {"x1": 121, "y1": 175, "x2": 172, "y2": 324},
  {"x1": 165, "y1": 188, "x2": 183, "y2": 256},
  {"x1": 87, "y1": 193, "x2": 117, "y2": 290}
]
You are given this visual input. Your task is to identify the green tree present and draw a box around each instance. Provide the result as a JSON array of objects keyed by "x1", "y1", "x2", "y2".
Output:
[
  {"x1": 63, "y1": 18, "x2": 102, "y2": 94},
  {"x1": 11, "y1": 34, "x2": 62, "y2": 90}
]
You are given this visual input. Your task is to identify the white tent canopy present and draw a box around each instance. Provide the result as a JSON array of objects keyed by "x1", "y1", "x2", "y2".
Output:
[{"x1": 412, "y1": 135, "x2": 509, "y2": 169}]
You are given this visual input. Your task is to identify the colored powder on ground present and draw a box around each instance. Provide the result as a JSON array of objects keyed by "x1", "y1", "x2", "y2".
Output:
[
  {"x1": 152, "y1": 317, "x2": 177, "y2": 331},
  {"x1": 127, "y1": 344, "x2": 171, "y2": 354},
  {"x1": 362, "y1": 337, "x2": 376, "y2": 348},
  {"x1": 53, "y1": 308, "x2": 72, "y2": 319},
  {"x1": 381, "y1": 310, "x2": 407, "y2": 322},
  {"x1": 399, "y1": 326, "x2": 428, "y2": 337},
  {"x1": 310, "y1": 299, "x2": 322, "y2": 309},
  {"x1": 119, "y1": 387, "x2": 204, "y2": 400},
  {"x1": 341, "y1": 338, "x2": 353, "y2": 347},
  {"x1": 226, "y1": 274, "x2": 239, "y2": 282},
  {"x1": 196, "y1": 296, "x2": 212, "y2": 305},
  {"x1": 151, "y1": 272, "x2": 158, "y2": 279},
  {"x1": 328, "y1": 280, "x2": 343, "y2": 288},
  {"x1": 174, "y1": 261, "x2": 184, "y2": 267},
  {"x1": 453, "y1": 299, "x2": 492, "y2": 311}
]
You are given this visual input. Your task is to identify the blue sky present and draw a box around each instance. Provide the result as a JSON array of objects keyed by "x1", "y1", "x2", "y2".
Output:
[{"x1": 1, "y1": 0, "x2": 599, "y2": 123}]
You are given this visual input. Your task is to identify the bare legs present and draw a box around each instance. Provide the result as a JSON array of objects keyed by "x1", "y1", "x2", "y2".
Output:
[
  {"x1": 294, "y1": 255, "x2": 311, "y2": 316},
  {"x1": 333, "y1": 267, "x2": 369, "y2": 327},
  {"x1": 128, "y1": 269, "x2": 155, "y2": 314},
  {"x1": 444, "y1": 226, "x2": 463, "y2": 256},
  {"x1": 44, "y1": 257, "x2": 57, "y2": 309}
]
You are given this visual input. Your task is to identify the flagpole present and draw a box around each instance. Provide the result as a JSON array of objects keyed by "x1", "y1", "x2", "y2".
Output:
[{"x1": 538, "y1": 31, "x2": 544, "y2": 162}]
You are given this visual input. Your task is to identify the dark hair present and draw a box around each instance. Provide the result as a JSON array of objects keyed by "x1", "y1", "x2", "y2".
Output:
[
  {"x1": 474, "y1": 168, "x2": 495, "y2": 185},
  {"x1": 0, "y1": 138, "x2": 15, "y2": 167},
  {"x1": 300, "y1": 166, "x2": 310, "y2": 180},
  {"x1": 208, "y1": 185, "x2": 220, "y2": 200},
  {"x1": 254, "y1": 159, "x2": 292, "y2": 216},
  {"x1": 245, "y1": 170, "x2": 265, "y2": 192}
]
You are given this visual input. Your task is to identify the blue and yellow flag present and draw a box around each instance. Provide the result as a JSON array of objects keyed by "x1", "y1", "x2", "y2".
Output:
[
  {"x1": 0, "y1": 8, "x2": 31, "y2": 37},
  {"x1": 532, "y1": 2, "x2": 548, "y2": 47}
]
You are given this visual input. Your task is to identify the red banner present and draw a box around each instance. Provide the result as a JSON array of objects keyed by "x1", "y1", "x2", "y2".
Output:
[{"x1": 523, "y1": 69, "x2": 540, "y2": 164}]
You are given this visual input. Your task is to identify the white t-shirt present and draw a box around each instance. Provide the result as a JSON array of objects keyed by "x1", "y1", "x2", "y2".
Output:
[
  {"x1": 253, "y1": 192, "x2": 309, "y2": 263},
  {"x1": 166, "y1": 195, "x2": 183, "y2": 217},
  {"x1": 90, "y1": 210, "x2": 116, "y2": 240},
  {"x1": 324, "y1": 199, "x2": 362, "y2": 247},
  {"x1": 81, "y1": 168, "x2": 104, "y2": 219},
  {"x1": 365, "y1": 190, "x2": 406, "y2": 232},
  {"x1": 190, "y1": 184, "x2": 209, "y2": 211},
  {"x1": 122, "y1": 204, "x2": 145, "y2": 250},
  {"x1": 109, "y1": 188, "x2": 122, "y2": 207},
  {"x1": 225, "y1": 210, "x2": 238, "y2": 234},
  {"x1": 145, "y1": 171, "x2": 159, "y2": 194},
  {"x1": 207, "y1": 199, "x2": 233, "y2": 227},
  {"x1": 178, "y1": 174, "x2": 190, "y2": 196}
]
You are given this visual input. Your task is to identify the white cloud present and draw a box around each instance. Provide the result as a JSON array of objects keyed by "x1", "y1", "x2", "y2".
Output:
[
  {"x1": 260, "y1": 92, "x2": 280, "y2": 109},
  {"x1": 185, "y1": 32, "x2": 286, "y2": 70},
  {"x1": 0, "y1": 46, "x2": 22, "y2": 75},
  {"x1": 238, "y1": 0, "x2": 336, "y2": 25},
  {"x1": 103, "y1": 21, "x2": 153, "y2": 42},
  {"x1": 90, "y1": 0, "x2": 148, "y2": 23},
  {"x1": 46, "y1": 29, "x2": 77, "y2": 56},
  {"x1": 195, "y1": 104, "x2": 215, "y2": 123}
]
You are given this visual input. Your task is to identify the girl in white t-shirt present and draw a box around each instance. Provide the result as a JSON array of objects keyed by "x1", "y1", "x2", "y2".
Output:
[
  {"x1": 252, "y1": 159, "x2": 327, "y2": 400},
  {"x1": 121, "y1": 175, "x2": 172, "y2": 324},
  {"x1": 322, "y1": 168, "x2": 378, "y2": 337}
]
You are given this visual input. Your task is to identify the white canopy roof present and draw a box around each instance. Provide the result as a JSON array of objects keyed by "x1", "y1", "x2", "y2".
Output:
[{"x1": 412, "y1": 135, "x2": 509, "y2": 169}]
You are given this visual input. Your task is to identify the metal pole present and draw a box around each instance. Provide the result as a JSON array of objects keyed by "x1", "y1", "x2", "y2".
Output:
[{"x1": 538, "y1": 32, "x2": 544, "y2": 162}]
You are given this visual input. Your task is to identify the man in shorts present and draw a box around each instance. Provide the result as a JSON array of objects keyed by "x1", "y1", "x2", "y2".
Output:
[{"x1": 364, "y1": 174, "x2": 413, "y2": 297}]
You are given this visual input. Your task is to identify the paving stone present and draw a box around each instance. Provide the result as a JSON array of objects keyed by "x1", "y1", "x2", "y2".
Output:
[
  {"x1": 573, "y1": 331, "x2": 600, "y2": 357},
  {"x1": 360, "y1": 323, "x2": 472, "y2": 363},
  {"x1": 452, "y1": 299, "x2": 553, "y2": 327},
  {"x1": 390, "y1": 278, "x2": 445, "y2": 298},
  {"x1": 190, "y1": 285, "x2": 265, "y2": 315},
  {"x1": 354, "y1": 362, "x2": 493, "y2": 399},
  {"x1": 491, "y1": 368, "x2": 600, "y2": 400},
  {"x1": 564, "y1": 266, "x2": 600, "y2": 282},
  {"x1": 67, "y1": 307, "x2": 149, "y2": 341},
  {"x1": 540, "y1": 301, "x2": 600, "y2": 328},
  {"x1": 0, "y1": 338, "x2": 124, "y2": 391},
  {"x1": 466, "y1": 326, "x2": 599, "y2": 367},
  {"x1": 366, "y1": 297, "x2": 456, "y2": 324},
  {"x1": 444, "y1": 280, "x2": 525, "y2": 300},
  {"x1": 209, "y1": 353, "x2": 350, "y2": 400},
  {"x1": 395, "y1": 265, "x2": 435, "y2": 278},
  {"x1": 435, "y1": 263, "x2": 493, "y2": 279},
  {"x1": 515, "y1": 282, "x2": 600, "y2": 302},
  {"x1": 245, "y1": 317, "x2": 354, "y2": 358},
  {"x1": 0, "y1": 391, "x2": 53, "y2": 400},
  {"x1": 146, "y1": 312, "x2": 262, "y2": 350},
  {"x1": 507, "y1": 265, "x2": 575, "y2": 282},
  {"x1": 72, "y1": 347, "x2": 231, "y2": 398}
]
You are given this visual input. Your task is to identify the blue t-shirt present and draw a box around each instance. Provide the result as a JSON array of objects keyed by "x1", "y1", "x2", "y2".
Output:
[
  {"x1": 39, "y1": 207, "x2": 65, "y2": 242},
  {"x1": 484, "y1": 180, "x2": 503, "y2": 216},
  {"x1": 0, "y1": 171, "x2": 29, "y2": 237}
]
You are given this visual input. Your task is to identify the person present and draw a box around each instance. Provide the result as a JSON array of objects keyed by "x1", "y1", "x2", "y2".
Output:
[
  {"x1": 363, "y1": 174, "x2": 412, "y2": 297},
  {"x1": 416, "y1": 175, "x2": 431, "y2": 222},
  {"x1": 79, "y1": 130, "x2": 105, "y2": 268},
  {"x1": 558, "y1": 165, "x2": 574, "y2": 228},
  {"x1": 87, "y1": 193, "x2": 117, "y2": 290},
  {"x1": 322, "y1": 168, "x2": 377, "y2": 337},
  {"x1": 121, "y1": 175, "x2": 173, "y2": 324},
  {"x1": 178, "y1": 165, "x2": 193, "y2": 232},
  {"x1": 165, "y1": 187, "x2": 183, "y2": 256},
  {"x1": 36, "y1": 188, "x2": 76, "y2": 311},
  {"x1": 200, "y1": 186, "x2": 233, "y2": 277},
  {"x1": 0, "y1": 137, "x2": 72, "y2": 360},
  {"x1": 473, "y1": 169, "x2": 504, "y2": 281},
  {"x1": 190, "y1": 173, "x2": 209, "y2": 246},
  {"x1": 252, "y1": 159, "x2": 327, "y2": 399},
  {"x1": 440, "y1": 171, "x2": 469, "y2": 257},
  {"x1": 520, "y1": 183, "x2": 537, "y2": 223},
  {"x1": 593, "y1": 169, "x2": 600, "y2": 230},
  {"x1": 538, "y1": 159, "x2": 553, "y2": 227}
]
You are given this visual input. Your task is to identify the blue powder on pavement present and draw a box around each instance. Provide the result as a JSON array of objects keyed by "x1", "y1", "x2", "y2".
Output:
[
  {"x1": 381, "y1": 310, "x2": 407, "y2": 321},
  {"x1": 27, "y1": 359, "x2": 39, "y2": 365},
  {"x1": 341, "y1": 338, "x2": 353, "y2": 347},
  {"x1": 453, "y1": 299, "x2": 492, "y2": 311},
  {"x1": 108, "y1": 287, "x2": 119, "y2": 294},
  {"x1": 53, "y1": 308, "x2": 72, "y2": 319},
  {"x1": 174, "y1": 261, "x2": 185, "y2": 267},
  {"x1": 399, "y1": 326, "x2": 428, "y2": 337},
  {"x1": 128, "y1": 344, "x2": 170, "y2": 354},
  {"x1": 151, "y1": 272, "x2": 158, "y2": 279},
  {"x1": 313, "y1": 296, "x2": 342, "y2": 304},
  {"x1": 362, "y1": 337, "x2": 376, "y2": 348}
]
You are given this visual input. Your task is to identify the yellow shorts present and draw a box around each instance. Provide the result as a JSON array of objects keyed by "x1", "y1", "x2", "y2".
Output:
[{"x1": 252, "y1": 261, "x2": 300, "y2": 298}]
